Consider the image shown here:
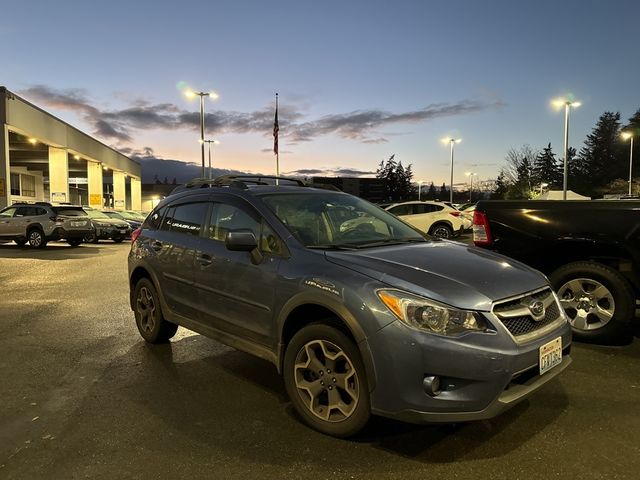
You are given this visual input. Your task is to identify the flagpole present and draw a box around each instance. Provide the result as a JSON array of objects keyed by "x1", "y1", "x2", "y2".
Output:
[{"x1": 275, "y1": 93, "x2": 279, "y2": 185}]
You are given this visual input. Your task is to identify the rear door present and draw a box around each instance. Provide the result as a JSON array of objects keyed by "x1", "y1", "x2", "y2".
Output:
[
  {"x1": 11, "y1": 206, "x2": 39, "y2": 236},
  {"x1": 194, "y1": 196, "x2": 284, "y2": 346},
  {"x1": 143, "y1": 196, "x2": 210, "y2": 319}
]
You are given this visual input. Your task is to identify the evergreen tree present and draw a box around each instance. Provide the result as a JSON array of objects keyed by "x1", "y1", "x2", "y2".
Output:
[
  {"x1": 426, "y1": 182, "x2": 437, "y2": 200},
  {"x1": 532, "y1": 143, "x2": 562, "y2": 188},
  {"x1": 375, "y1": 155, "x2": 414, "y2": 201},
  {"x1": 492, "y1": 171, "x2": 509, "y2": 199},
  {"x1": 439, "y1": 182, "x2": 448, "y2": 199},
  {"x1": 577, "y1": 111, "x2": 623, "y2": 192}
]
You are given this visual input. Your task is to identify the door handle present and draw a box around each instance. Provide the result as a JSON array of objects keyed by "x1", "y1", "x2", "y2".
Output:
[
  {"x1": 196, "y1": 254, "x2": 213, "y2": 266},
  {"x1": 151, "y1": 241, "x2": 163, "y2": 251}
]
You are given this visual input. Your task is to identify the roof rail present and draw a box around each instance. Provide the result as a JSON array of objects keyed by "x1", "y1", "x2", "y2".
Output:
[{"x1": 170, "y1": 175, "x2": 308, "y2": 195}]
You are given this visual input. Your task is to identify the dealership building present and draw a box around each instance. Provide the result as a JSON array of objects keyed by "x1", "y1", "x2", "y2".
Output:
[{"x1": 0, "y1": 87, "x2": 141, "y2": 211}]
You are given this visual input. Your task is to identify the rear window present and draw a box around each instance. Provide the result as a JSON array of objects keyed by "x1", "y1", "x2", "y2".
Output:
[{"x1": 52, "y1": 207, "x2": 87, "y2": 217}]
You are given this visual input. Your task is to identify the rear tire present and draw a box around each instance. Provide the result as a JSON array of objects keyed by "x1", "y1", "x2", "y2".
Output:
[
  {"x1": 67, "y1": 239, "x2": 82, "y2": 247},
  {"x1": 84, "y1": 232, "x2": 99, "y2": 244},
  {"x1": 549, "y1": 261, "x2": 635, "y2": 344},
  {"x1": 133, "y1": 278, "x2": 178, "y2": 343},
  {"x1": 27, "y1": 228, "x2": 47, "y2": 249},
  {"x1": 283, "y1": 323, "x2": 370, "y2": 437}
]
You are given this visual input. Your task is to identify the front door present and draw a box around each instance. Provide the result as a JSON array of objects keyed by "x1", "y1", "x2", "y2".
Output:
[
  {"x1": 194, "y1": 199, "x2": 283, "y2": 346},
  {"x1": 0, "y1": 207, "x2": 18, "y2": 237}
]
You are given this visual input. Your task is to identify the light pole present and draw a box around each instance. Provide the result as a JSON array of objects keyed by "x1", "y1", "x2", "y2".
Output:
[
  {"x1": 418, "y1": 180, "x2": 423, "y2": 201},
  {"x1": 186, "y1": 89, "x2": 219, "y2": 178},
  {"x1": 465, "y1": 172, "x2": 477, "y2": 202},
  {"x1": 442, "y1": 138, "x2": 462, "y2": 204},
  {"x1": 200, "y1": 139, "x2": 219, "y2": 179},
  {"x1": 622, "y1": 132, "x2": 634, "y2": 196},
  {"x1": 552, "y1": 98, "x2": 581, "y2": 200}
]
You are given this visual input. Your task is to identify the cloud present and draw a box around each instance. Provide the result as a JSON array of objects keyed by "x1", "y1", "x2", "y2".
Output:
[
  {"x1": 284, "y1": 167, "x2": 376, "y2": 177},
  {"x1": 19, "y1": 85, "x2": 504, "y2": 147}
]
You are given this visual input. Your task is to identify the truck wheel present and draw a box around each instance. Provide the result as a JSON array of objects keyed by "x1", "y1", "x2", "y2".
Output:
[
  {"x1": 549, "y1": 261, "x2": 635, "y2": 344},
  {"x1": 283, "y1": 324, "x2": 370, "y2": 437},
  {"x1": 133, "y1": 278, "x2": 178, "y2": 343},
  {"x1": 429, "y1": 223, "x2": 453, "y2": 239}
]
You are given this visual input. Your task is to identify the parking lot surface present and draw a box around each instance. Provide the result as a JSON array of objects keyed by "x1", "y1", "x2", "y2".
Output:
[{"x1": 1, "y1": 242, "x2": 639, "y2": 479}]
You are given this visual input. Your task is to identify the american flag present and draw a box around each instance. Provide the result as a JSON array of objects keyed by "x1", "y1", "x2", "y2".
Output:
[{"x1": 273, "y1": 101, "x2": 279, "y2": 155}]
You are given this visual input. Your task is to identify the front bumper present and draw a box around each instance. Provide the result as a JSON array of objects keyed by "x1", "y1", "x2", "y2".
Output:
[
  {"x1": 366, "y1": 316, "x2": 572, "y2": 423},
  {"x1": 95, "y1": 225, "x2": 131, "y2": 239}
]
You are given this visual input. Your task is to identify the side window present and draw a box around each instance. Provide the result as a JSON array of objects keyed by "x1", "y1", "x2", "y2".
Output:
[
  {"x1": 169, "y1": 203, "x2": 208, "y2": 236},
  {"x1": 208, "y1": 203, "x2": 260, "y2": 241},
  {"x1": 388, "y1": 205, "x2": 411, "y2": 216},
  {"x1": 433, "y1": 205, "x2": 445, "y2": 212},
  {"x1": 413, "y1": 204, "x2": 428, "y2": 214},
  {"x1": 36, "y1": 207, "x2": 47, "y2": 216},
  {"x1": 160, "y1": 207, "x2": 175, "y2": 231},
  {"x1": 0, "y1": 207, "x2": 17, "y2": 218},
  {"x1": 15, "y1": 206, "x2": 36, "y2": 217},
  {"x1": 148, "y1": 206, "x2": 167, "y2": 230},
  {"x1": 260, "y1": 220, "x2": 283, "y2": 255}
]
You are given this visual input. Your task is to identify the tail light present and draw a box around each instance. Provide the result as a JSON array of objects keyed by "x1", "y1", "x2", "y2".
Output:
[
  {"x1": 50, "y1": 216, "x2": 64, "y2": 224},
  {"x1": 449, "y1": 211, "x2": 461, "y2": 217},
  {"x1": 473, "y1": 211, "x2": 493, "y2": 246},
  {"x1": 131, "y1": 227, "x2": 142, "y2": 243}
]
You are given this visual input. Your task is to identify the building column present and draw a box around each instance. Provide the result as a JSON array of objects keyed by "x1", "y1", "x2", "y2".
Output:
[
  {"x1": 113, "y1": 171, "x2": 126, "y2": 211},
  {"x1": 87, "y1": 161, "x2": 104, "y2": 208},
  {"x1": 0, "y1": 125, "x2": 9, "y2": 208},
  {"x1": 49, "y1": 147, "x2": 69, "y2": 203},
  {"x1": 130, "y1": 177, "x2": 141, "y2": 211}
]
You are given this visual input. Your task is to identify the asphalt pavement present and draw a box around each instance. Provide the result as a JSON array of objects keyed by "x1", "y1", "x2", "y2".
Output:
[{"x1": 0, "y1": 241, "x2": 639, "y2": 479}]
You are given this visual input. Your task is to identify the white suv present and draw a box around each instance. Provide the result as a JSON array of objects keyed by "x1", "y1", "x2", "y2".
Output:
[{"x1": 385, "y1": 201, "x2": 465, "y2": 238}]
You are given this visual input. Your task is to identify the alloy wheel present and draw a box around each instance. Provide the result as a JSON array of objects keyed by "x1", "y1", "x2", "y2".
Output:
[
  {"x1": 29, "y1": 230, "x2": 42, "y2": 247},
  {"x1": 431, "y1": 226, "x2": 451, "y2": 238},
  {"x1": 558, "y1": 278, "x2": 615, "y2": 331},
  {"x1": 293, "y1": 339, "x2": 359, "y2": 422},
  {"x1": 136, "y1": 286, "x2": 157, "y2": 333}
]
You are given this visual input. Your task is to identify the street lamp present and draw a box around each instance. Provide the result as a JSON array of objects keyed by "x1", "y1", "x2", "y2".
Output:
[
  {"x1": 622, "y1": 132, "x2": 634, "y2": 196},
  {"x1": 417, "y1": 180, "x2": 424, "y2": 201},
  {"x1": 465, "y1": 172, "x2": 477, "y2": 202},
  {"x1": 200, "y1": 139, "x2": 220, "y2": 179},
  {"x1": 552, "y1": 98, "x2": 581, "y2": 200},
  {"x1": 185, "y1": 89, "x2": 219, "y2": 178},
  {"x1": 442, "y1": 137, "x2": 462, "y2": 204}
]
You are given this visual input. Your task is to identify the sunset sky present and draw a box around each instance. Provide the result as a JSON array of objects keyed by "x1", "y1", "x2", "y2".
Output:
[{"x1": 2, "y1": 0, "x2": 639, "y2": 185}]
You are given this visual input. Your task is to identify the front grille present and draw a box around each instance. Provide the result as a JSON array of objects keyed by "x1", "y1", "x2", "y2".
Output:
[{"x1": 492, "y1": 288, "x2": 564, "y2": 341}]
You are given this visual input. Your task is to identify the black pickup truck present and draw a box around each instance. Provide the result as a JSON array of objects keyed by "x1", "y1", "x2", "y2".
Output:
[{"x1": 473, "y1": 200, "x2": 639, "y2": 343}]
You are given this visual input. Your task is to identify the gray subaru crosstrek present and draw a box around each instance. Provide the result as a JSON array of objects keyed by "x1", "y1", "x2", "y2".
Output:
[{"x1": 128, "y1": 176, "x2": 572, "y2": 437}]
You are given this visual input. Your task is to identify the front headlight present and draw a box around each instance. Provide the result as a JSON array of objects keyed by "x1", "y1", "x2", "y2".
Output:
[{"x1": 377, "y1": 289, "x2": 486, "y2": 335}]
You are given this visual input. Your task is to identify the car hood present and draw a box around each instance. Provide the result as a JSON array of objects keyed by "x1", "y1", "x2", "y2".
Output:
[{"x1": 325, "y1": 241, "x2": 547, "y2": 311}]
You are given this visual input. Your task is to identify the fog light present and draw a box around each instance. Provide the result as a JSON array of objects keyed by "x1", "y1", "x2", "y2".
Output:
[{"x1": 423, "y1": 375, "x2": 441, "y2": 396}]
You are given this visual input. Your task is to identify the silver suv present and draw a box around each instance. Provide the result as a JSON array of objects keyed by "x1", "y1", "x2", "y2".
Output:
[
  {"x1": 128, "y1": 176, "x2": 572, "y2": 437},
  {"x1": 0, "y1": 203, "x2": 93, "y2": 248}
]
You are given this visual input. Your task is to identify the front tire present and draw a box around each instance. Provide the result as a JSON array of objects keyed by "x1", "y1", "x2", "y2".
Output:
[
  {"x1": 113, "y1": 237, "x2": 124, "y2": 243},
  {"x1": 283, "y1": 324, "x2": 370, "y2": 437},
  {"x1": 15, "y1": 238, "x2": 26, "y2": 247},
  {"x1": 84, "y1": 232, "x2": 99, "y2": 244},
  {"x1": 133, "y1": 278, "x2": 178, "y2": 343},
  {"x1": 67, "y1": 239, "x2": 82, "y2": 247},
  {"x1": 549, "y1": 261, "x2": 635, "y2": 344}
]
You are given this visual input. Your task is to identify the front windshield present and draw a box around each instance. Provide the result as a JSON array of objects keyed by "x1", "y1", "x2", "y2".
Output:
[
  {"x1": 84, "y1": 209, "x2": 111, "y2": 219},
  {"x1": 121, "y1": 211, "x2": 144, "y2": 221},
  {"x1": 261, "y1": 192, "x2": 427, "y2": 248}
]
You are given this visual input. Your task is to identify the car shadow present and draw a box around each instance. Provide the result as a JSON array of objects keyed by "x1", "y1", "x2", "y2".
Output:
[
  {"x1": 84, "y1": 335, "x2": 570, "y2": 472},
  {"x1": 0, "y1": 243, "x2": 112, "y2": 259}
]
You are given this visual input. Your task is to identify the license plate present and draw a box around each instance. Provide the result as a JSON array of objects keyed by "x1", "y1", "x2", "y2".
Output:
[
  {"x1": 119, "y1": 229, "x2": 127, "y2": 234},
  {"x1": 71, "y1": 221, "x2": 85, "y2": 227},
  {"x1": 539, "y1": 337, "x2": 562, "y2": 375}
]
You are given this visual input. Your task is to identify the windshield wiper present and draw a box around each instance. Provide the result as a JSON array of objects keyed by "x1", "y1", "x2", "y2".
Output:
[
  {"x1": 306, "y1": 244, "x2": 360, "y2": 250},
  {"x1": 352, "y1": 238, "x2": 427, "y2": 248}
]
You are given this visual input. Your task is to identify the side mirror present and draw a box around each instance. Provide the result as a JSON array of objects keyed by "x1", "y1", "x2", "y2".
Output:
[{"x1": 225, "y1": 229, "x2": 258, "y2": 252}]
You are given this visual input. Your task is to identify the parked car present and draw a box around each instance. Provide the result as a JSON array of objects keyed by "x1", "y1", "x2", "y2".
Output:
[
  {"x1": 102, "y1": 210, "x2": 143, "y2": 232},
  {"x1": 385, "y1": 201, "x2": 466, "y2": 238},
  {"x1": 128, "y1": 175, "x2": 571, "y2": 437},
  {"x1": 0, "y1": 203, "x2": 93, "y2": 248},
  {"x1": 473, "y1": 200, "x2": 640, "y2": 343},
  {"x1": 83, "y1": 207, "x2": 131, "y2": 243}
]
